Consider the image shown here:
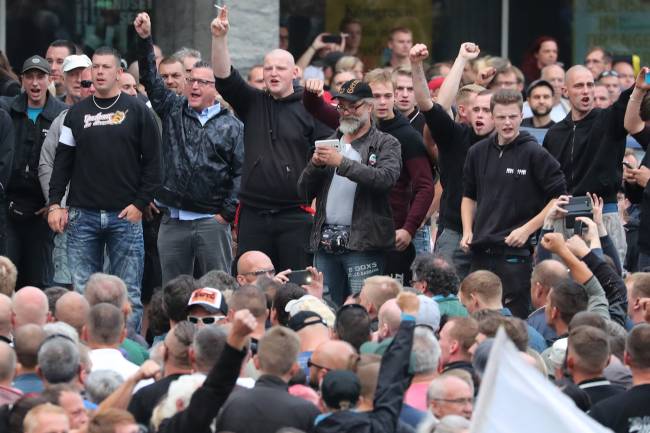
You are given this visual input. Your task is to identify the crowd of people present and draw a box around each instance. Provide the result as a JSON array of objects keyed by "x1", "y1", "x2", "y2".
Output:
[{"x1": 0, "y1": 5, "x2": 650, "y2": 433}]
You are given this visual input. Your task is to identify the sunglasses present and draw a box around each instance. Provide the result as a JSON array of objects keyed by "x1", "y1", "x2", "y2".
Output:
[
  {"x1": 80, "y1": 80, "x2": 93, "y2": 88},
  {"x1": 187, "y1": 315, "x2": 226, "y2": 325}
]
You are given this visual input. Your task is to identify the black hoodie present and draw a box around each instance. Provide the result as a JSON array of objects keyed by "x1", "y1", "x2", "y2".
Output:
[
  {"x1": 463, "y1": 130, "x2": 566, "y2": 249},
  {"x1": 215, "y1": 68, "x2": 332, "y2": 210},
  {"x1": 542, "y1": 87, "x2": 631, "y2": 204}
]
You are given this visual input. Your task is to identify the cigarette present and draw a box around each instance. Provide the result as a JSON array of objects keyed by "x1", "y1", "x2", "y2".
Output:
[{"x1": 214, "y1": 4, "x2": 224, "y2": 9}]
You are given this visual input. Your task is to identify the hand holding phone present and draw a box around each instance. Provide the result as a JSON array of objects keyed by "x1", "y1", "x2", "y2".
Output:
[{"x1": 287, "y1": 269, "x2": 313, "y2": 286}]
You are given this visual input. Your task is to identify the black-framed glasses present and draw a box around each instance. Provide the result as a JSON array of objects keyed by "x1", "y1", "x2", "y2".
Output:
[
  {"x1": 307, "y1": 358, "x2": 330, "y2": 370},
  {"x1": 242, "y1": 268, "x2": 275, "y2": 277},
  {"x1": 187, "y1": 315, "x2": 226, "y2": 325},
  {"x1": 336, "y1": 101, "x2": 366, "y2": 113},
  {"x1": 187, "y1": 77, "x2": 215, "y2": 87},
  {"x1": 80, "y1": 80, "x2": 93, "y2": 88}
]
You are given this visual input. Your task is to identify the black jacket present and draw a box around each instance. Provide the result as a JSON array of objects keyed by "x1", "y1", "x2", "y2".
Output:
[
  {"x1": 215, "y1": 68, "x2": 332, "y2": 210},
  {"x1": 581, "y1": 251, "x2": 628, "y2": 327},
  {"x1": 422, "y1": 104, "x2": 489, "y2": 233},
  {"x1": 0, "y1": 93, "x2": 67, "y2": 211},
  {"x1": 216, "y1": 374, "x2": 320, "y2": 433},
  {"x1": 0, "y1": 108, "x2": 14, "y2": 197},
  {"x1": 157, "y1": 344, "x2": 245, "y2": 433},
  {"x1": 625, "y1": 127, "x2": 650, "y2": 253},
  {"x1": 542, "y1": 87, "x2": 632, "y2": 204},
  {"x1": 463, "y1": 130, "x2": 566, "y2": 248},
  {"x1": 313, "y1": 318, "x2": 416, "y2": 433},
  {"x1": 298, "y1": 125, "x2": 402, "y2": 252},
  {"x1": 138, "y1": 37, "x2": 244, "y2": 221}
]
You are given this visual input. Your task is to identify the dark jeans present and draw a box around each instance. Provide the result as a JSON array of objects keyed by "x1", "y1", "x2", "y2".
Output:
[
  {"x1": 434, "y1": 227, "x2": 472, "y2": 279},
  {"x1": 67, "y1": 207, "x2": 144, "y2": 332},
  {"x1": 7, "y1": 214, "x2": 53, "y2": 288},
  {"x1": 157, "y1": 213, "x2": 233, "y2": 286},
  {"x1": 384, "y1": 243, "x2": 416, "y2": 286},
  {"x1": 237, "y1": 205, "x2": 313, "y2": 272},
  {"x1": 315, "y1": 248, "x2": 385, "y2": 306},
  {"x1": 142, "y1": 212, "x2": 162, "y2": 303},
  {"x1": 470, "y1": 248, "x2": 533, "y2": 319}
]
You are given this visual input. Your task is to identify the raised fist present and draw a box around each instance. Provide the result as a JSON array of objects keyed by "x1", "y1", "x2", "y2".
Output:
[
  {"x1": 133, "y1": 12, "x2": 151, "y2": 39},
  {"x1": 459, "y1": 42, "x2": 480, "y2": 60},
  {"x1": 211, "y1": 5, "x2": 229, "y2": 38},
  {"x1": 409, "y1": 44, "x2": 429, "y2": 63},
  {"x1": 541, "y1": 232, "x2": 566, "y2": 254},
  {"x1": 305, "y1": 79, "x2": 325, "y2": 97}
]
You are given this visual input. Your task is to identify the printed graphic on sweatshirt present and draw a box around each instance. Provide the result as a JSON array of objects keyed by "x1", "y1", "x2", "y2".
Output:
[{"x1": 83, "y1": 110, "x2": 128, "y2": 129}]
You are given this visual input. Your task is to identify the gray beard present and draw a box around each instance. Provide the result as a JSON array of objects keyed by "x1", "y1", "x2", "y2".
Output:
[{"x1": 339, "y1": 117, "x2": 362, "y2": 135}]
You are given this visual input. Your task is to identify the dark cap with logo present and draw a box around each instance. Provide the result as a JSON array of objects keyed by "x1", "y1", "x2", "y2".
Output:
[
  {"x1": 22, "y1": 55, "x2": 51, "y2": 75},
  {"x1": 321, "y1": 369, "x2": 360, "y2": 410},
  {"x1": 331, "y1": 79, "x2": 373, "y2": 102}
]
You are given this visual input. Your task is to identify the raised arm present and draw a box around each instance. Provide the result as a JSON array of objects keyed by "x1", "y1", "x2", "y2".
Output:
[
  {"x1": 437, "y1": 42, "x2": 481, "y2": 113},
  {"x1": 409, "y1": 44, "x2": 433, "y2": 112},
  {"x1": 297, "y1": 34, "x2": 344, "y2": 72},
  {"x1": 624, "y1": 67, "x2": 650, "y2": 135},
  {"x1": 540, "y1": 233, "x2": 593, "y2": 285},
  {"x1": 211, "y1": 6, "x2": 231, "y2": 79}
]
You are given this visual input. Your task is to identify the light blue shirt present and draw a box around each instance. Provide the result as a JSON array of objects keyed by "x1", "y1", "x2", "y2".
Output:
[{"x1": 156, "y1": 102, "x2": 222, "y2": 220}]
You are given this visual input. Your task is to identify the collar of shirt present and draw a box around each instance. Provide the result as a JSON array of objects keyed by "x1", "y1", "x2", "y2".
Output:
[{"x1": 190, "y1": 102, "x2": 221, "y2": 126}]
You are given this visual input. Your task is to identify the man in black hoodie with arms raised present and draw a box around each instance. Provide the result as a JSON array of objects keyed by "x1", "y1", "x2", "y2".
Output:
[
  {"x1": 461, "y1": 89, "x2": 566, "y2": 319},
  {"x1": 211, "y1": 6, "x2": 331, "y2": 272}
]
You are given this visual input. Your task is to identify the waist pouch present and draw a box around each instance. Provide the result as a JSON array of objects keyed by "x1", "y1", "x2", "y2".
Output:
[{"x1": 320, "y1": 224, "x2": 351, "y2": 254}]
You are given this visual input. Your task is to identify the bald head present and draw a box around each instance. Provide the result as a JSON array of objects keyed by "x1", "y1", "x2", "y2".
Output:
[
  {"x1": 566, "y1": 65, "x2": 593, "y2": 86},
  {"x1": 0, "y1": 341, "x2": 16, "y2": 384},
  {"x1": 14, "y1": 324, "x2": 46, "y2": 370},
  {"x1": 263, "y1": 49, "x2": 297, "y2": 99},
  {"x1": 236, "y1": 251, "x2": 274, "y2": 285},
  {"x1": 0, "y1": 293, "x2": 12, "y2": 337},
  {"x1": 12, "y1": 287, "x2": 49, "y2": 329},
  {"x1": 55, "y1": 292, "x2": 90, "y2": 336},
  {"x1": 377, "y1": 298, "x2": 402, "y2": 339},
  {"x1": 313, "y1": 340, "x2": 358, "y2": 370}
]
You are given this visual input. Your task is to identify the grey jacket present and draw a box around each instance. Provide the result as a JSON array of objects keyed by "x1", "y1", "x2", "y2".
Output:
[
  {"x1": 38, "y1": 109, "x2": 68, "y2": 206},
  {"x1": 298, "y1": 124, "x2": 401, "y2": 252}
]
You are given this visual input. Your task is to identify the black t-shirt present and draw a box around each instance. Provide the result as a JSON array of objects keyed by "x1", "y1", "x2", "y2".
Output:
[
  {"x1": 521, "y1": 117, "x2": 555, "y2": 129},
  {"x1": 128, "y1": 373, "x2": 184, "y2": 425},
  {"x1": 49, "y1": 93, "x2": 161, "y2": 211},
  {"x1": 578, "y1": 378, "x2": 625, "y2": 406},
  {"x1": 422, "y1": 103, "x2": 488, "y2": 233},
  {"x1": 590, "y1": 384, "x2": 650, "y2": 433}
]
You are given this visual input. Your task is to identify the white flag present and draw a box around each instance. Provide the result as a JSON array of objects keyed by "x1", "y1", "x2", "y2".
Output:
[{"x1": 470, "y1": 329, "x2": 614, "y2": 433}]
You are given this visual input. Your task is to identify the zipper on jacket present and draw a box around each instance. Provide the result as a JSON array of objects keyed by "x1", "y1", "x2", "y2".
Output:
[{"x1": 570, "y1": 124, "x2": 576, "y2": 186}]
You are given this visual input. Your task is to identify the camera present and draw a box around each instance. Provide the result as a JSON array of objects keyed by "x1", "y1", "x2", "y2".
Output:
[
  {"x1": 573, "y1": 220, "x2": 588, "y2": 237},
  {"x1": 563, "y1": 196, "x2": 592, "y2": 229}
]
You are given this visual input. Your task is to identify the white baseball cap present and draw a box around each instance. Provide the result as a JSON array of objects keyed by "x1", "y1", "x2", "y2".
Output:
[{"x1": 63, "y1": 55, "x2": 92, "y2": 73}]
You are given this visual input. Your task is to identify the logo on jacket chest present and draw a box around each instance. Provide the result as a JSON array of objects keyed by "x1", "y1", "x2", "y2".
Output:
[{"x1": 505, "y1": 167, "x2": 527, "y2": 176}]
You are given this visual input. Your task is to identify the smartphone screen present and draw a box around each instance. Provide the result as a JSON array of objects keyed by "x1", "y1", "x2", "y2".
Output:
[{"x1": 287, "y1": 270, "x2": 312, "y2": 286}]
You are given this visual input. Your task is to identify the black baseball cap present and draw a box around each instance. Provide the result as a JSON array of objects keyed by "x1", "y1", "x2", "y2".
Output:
[
  {"x1": 22, "y1": 55, "x2": 51, "y2": 75},
  {"x1": 331, "y1": 79, "x2": 373, "y2": 102},
  {"x1": 321, "y1": 370, "x2": 360, "y2": 410},
  {"x1": 287, "y1": 311, "x2": 327, "y2": 332},
  {"x1": 526, "y1": 79, "x2": 554, "y2": 98}
]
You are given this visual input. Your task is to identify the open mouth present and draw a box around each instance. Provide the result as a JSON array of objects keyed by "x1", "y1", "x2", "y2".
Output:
[
  {"x1": 190, "y1": 91, "x2": 201, "y2": 99},
  {"x1": 581, "y1": 96, "x2": 590, "y2": 104},
  {"x1": 475, "y1": 120, "x2": 485, "y2": 128}
]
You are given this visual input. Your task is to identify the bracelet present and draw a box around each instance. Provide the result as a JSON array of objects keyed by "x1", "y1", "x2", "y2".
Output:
[{"x1": 48, "y1": 206, "x2": 66, "y2": 213}]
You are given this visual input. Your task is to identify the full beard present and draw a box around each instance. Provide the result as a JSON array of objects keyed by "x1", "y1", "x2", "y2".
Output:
[{"x1": 339, "y1": 116, "x2": 363, "y2": 135}]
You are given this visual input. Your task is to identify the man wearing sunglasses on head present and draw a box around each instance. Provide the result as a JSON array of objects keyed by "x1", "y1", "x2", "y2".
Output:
[
  {"x1": 186, "y1": 287, "x2": 229, "y2": 328},
  {"x1": 38, "y1": 55, "x2": 95, "y2": 288}
]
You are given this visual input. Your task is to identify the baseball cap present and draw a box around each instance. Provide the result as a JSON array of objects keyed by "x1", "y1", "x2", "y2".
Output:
[
  {"x1": 428, "y1": 76, "x2": 445, "y2": 91},
  {"x1": 63, "y1": 54, "x2": 92, "y2": 73},
  {"x1": 526, "y1": 79, "x2": 555, "y2": 98},
  {"x1": 321, "y1": 370, "x2": 360, "y2": 410},
  {"x1": 187, "y1": 287, "x2": 228, "y2": 315},
  {"x1": 285, "y1": 295, "x2": 336, "y2": 327},
  {"x1": 22, "y1": 55, "x2": 51, "y2": 75},
  {"x1": 415, "y1": 295, "x2": 441, "y2": 332},
  {"x1": 331, "y1": 79, "x2": 373, "y2": 102},
  {"x1": 287, "y1": 310, "x2": 327, "y2": 332}
]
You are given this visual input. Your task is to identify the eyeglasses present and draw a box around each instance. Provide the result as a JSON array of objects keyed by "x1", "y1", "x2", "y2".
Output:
[
  {"x1": 598, "y1": 70, "x2": 619, "y2": 79},
  {"x1": 187, "y1": 77, "x2": 215, "y2": 87},
  {"x1": 242, "y1": 268, "x2": 275, "y2": 277},
  {"x1": 80, "y1": 80, "x2": 93, "y2": 88},
  {"x1": 432, "y1": 397, "x2": 474, "y2": 405},
  {"x1": 307, "y1": 358, "x2": 330, "y2": 370},
  {"x1": 336, "y1": 101, "x2": 366, "y2": 113},
  {"x1": 187, "y1": 315, "x2": 226, "y2": 325}
]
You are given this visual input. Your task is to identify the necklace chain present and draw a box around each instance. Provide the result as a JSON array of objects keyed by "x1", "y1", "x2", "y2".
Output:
[{"x1": 92, "y1": 93, "x2": 121, "y2": 110}]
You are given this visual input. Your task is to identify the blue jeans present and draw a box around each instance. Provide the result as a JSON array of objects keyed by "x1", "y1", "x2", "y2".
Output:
[
  {"x1": 67, "y1": 207, "x2": 144, "y2": 331},
  {"x1": 315, "y1": 249, "x2": 385, "y2": 306},
  {"x1": 413, "y1": 225, "x2": 432, "y2": 254}
]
